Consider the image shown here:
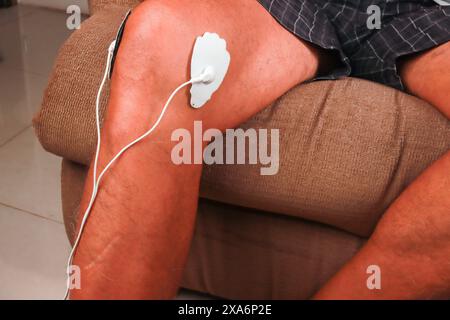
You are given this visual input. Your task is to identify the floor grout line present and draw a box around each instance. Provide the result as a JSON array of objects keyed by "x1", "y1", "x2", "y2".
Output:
[
  {"x1": 0, "y1": 6, "x2": 38, "y2": 27},
  {"x1": 0, "y1": 5, "x2": 78, "y2": 300},
  {"x1": 0, "y1": 5, "x2": 76, "y2": 78},
  {"x1": 0, "y1": 62, "x2": 50, "y2": 79},
  {"x1": 0, "y1": 202, "x2": 63, "y2": 225},
  {"x1": 0, "y1": 124, "x2": 32, "y2": 149}
]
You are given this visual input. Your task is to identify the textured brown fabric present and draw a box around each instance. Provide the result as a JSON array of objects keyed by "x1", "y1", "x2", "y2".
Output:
[
  {"x1": 33, "y1": 6, "x2": 131, "y2": 164},
  {"x1": 61, "y1": 159, "x2": 364, "y2": 299},
  {"x1": 202, "y1": 81, "x2": 450, "y2": 237},
  {"x1": 89, "y1": 0, "x2": 140, "y2": 15},
  {"x1": 33, "y1": 6, "x2": 450, "y2": 237}
]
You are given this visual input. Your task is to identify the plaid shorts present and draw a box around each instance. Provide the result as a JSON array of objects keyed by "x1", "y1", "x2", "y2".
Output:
[{"x1": 258, "y1": 0, "x2": 450, "y2": 90}]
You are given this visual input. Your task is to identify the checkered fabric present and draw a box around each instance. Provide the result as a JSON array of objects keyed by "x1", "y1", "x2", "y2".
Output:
[{"x1": 258, "y1": 0, "x2": 450, "y2": 90}]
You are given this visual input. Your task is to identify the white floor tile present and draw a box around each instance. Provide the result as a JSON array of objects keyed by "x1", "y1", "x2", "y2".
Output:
[
  {"x1": 0, "y1": 4, "x2": 37, "y2": 27},
  {"x1": 0, "y1": 64, "x2": 48, "y2": 145},
  {"x1": 0, "y1": 5, "x2": 71, "y2": 145},
  {"x1": 0, "y1": 204, "x2": 69, "y2": 300},
  {"x1": 0, "y1": 127, "x2": 62, "y2": 222},
  {"x1": 0, "y1": 6, "x2": 73, "y2": 76}
]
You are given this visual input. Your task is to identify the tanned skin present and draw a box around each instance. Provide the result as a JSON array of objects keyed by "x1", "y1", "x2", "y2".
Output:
[{"x1": 70, "y1": 0, "x2": 450, "y2": 299}]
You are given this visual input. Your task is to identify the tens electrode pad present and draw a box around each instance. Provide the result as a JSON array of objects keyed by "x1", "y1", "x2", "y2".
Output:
[{"x1": 190, "y1": 32, "x2": 231, "y2": 108}]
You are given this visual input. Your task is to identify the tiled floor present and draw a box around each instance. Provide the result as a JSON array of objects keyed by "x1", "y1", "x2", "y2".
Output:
[
  {"x1": 0, "y1": 4, "x2": 72, "y2": 300},
  {"x1": 0, "y1": 4, "x2": 207, "y2": 300}
]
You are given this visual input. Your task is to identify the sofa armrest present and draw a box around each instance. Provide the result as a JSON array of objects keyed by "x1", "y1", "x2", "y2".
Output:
[
  {"x1": 33, "y1": 5, "x2": 131, "y2": 165},
  {"x1": 33, "y1": 4, "x2": 450, "y2": 237},
  {"x1": 89, "y1": 0, "x2": 141, "y2": 15}
]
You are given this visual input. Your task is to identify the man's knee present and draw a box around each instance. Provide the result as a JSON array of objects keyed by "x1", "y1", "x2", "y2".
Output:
[
  {"x1": 102, "y1": 0, "x2": 314, "y2": 146},
  {"x1": 103, "y1": 1, "x2": 211, "y2": 146},
  {"x1": 114, "y1": 0, "x2": 196, "y2": 86}
]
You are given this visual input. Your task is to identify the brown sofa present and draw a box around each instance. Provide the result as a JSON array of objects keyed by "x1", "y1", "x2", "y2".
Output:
[{"x1": 33, "y1": 0, "x2": 450, "y2": 299}]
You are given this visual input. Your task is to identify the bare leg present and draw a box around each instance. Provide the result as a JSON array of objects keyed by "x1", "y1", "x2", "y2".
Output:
[
  {"x1": 314, "y1": 42, "x2": 450, "y2": 299},
  {"x1": 400, "y1": 41, "x2": 450, "y2": 119},
  {"x1": 70, "y1": 0, "x2": 320, "y2": 299}
]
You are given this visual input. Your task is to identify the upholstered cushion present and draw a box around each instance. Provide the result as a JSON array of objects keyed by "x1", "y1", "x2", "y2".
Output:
[
  {"x1": 202, "y1": 80, "x2": 450, "y2": 237},
  {"x1": 33, "y1": 6, "x2": 450, "y2": 237},
  {"x1": 61, "y1": 159, "x2": 364, "y2": 299}
]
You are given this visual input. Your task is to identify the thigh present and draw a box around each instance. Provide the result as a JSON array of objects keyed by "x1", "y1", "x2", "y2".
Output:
[
  {"x1": 106, "y1": 0, "x2": 321, "y2": 141},
  {"x1": 400, "y1": 41, "x2": 450, "y2": 119}
]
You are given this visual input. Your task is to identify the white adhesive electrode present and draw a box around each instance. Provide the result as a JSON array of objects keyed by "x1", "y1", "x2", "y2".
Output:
[{"x1": 190, "y1": 32, "x2": 231, "y2": 108}]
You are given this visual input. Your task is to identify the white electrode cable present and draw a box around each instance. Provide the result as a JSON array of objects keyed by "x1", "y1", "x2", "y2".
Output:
[
  {"x1": 64, "y1": 42, "x2": 212, "y2": 300},
  {"x1": 63, "y1": 42, "x2": 114, "y2": 300}
]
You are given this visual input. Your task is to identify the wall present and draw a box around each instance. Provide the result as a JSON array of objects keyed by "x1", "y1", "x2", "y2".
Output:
[{"x1": 17, "y1": 0, "x2": 89, "y2": 14}]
